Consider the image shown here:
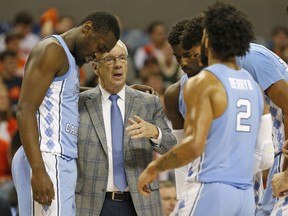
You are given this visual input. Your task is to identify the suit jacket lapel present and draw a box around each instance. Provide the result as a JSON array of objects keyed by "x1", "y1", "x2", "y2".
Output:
[
  {"x1": 85, "y1": 86, "x2": 108, "y2": 156},
  {"x1": 124, "y1": 86, "x2": 142, "y2": 155}
]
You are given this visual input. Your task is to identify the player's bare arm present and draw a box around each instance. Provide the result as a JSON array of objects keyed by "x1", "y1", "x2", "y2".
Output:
[
  {"x1": 164, "y1": 81, "x2": 184, "y2": 130},
  {"x1": 17, "y1": 39, "x2": 68, "y2": 205}
]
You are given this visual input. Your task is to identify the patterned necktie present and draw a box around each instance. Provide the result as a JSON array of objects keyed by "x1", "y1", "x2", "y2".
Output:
[{"x1": 109, "y1": 94, "x2": 128, "y2": 191}]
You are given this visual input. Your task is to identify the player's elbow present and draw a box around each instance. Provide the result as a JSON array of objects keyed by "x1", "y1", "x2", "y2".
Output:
[
  {"x1": 180, "y1": 136, "x2": 204, "y2": 162},
  {"x1": 16, "y1": 106, "x2": 24, "y2": 122},
  {"x1": 190, "y1": 144, "x2": 205, "y2": 159},
  {"x1": 16, "y1": 104, "x2": 37, "y2": 126},
  {"x1": 16, "y1": 107, "x2": 26, "y2": 127}
]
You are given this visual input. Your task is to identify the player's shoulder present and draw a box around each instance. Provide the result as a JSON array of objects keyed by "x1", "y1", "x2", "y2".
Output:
[
  {"x1": 164, "y1": 80, "x2": 180, "y2": 100},
  {"x1": 184, "y1": 70, "x2": 221, "y2": 101},
  {"x1": 30, "y1": 37, "x2": 65, "y2": 57},
  {"x1": 185, "y1": 71, "x2": 213, "y2": 89}
]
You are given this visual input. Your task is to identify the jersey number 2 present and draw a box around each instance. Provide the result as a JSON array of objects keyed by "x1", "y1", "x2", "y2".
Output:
[{"x1": 236, "y1": 99, "x2": 251, "y2": 132}]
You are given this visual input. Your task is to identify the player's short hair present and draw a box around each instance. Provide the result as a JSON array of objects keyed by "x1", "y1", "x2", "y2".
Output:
[
  {"x1": 203, "y1": 2, "x2": 254, "y2": 59},
  {"x1": 78, "y1": 11, "x2": 120, "y2": 41},
  {"x1": 168, "y1": 19, "x2": 191, "y2": 46},
  {"x1": 181, "y1": 15, "x2": 204, "y2": 50}
]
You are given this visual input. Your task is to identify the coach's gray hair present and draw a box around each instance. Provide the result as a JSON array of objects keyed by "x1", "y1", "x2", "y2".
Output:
[{"x1": 117, "y1": 40, "x2": 128, "y2": 55}]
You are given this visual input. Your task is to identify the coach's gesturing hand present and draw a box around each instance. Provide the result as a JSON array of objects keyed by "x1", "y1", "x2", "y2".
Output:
[{"x1": 126, "y1": 115, "x2": 159, "y2": 139}]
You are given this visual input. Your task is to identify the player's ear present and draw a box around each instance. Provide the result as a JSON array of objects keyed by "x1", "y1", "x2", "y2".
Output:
[
  {"x1": 82, "y1": 21, "x2": 92, "y2": 34},
  {"x1": 203, "y1": 29, "x2": 209, "y2": 49}
]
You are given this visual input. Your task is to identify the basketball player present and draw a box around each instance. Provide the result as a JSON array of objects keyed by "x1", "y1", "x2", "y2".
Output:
[
  {"x1": 165, "y1": 16, "x2": 205, "y2": 199},
  {"x1": 12, "y1": 11, "x2": 120, "y2": 216}
]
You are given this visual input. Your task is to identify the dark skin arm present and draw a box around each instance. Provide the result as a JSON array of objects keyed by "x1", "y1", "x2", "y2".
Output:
[
  {"x1": 164, "y1": 81, "x2": 184, "y2": 130},
  {"x1": 129, "y1": 84, "x2": 158, "y2": 96},
  {"x1": 138, "y1": 71, "x2": 225, "y2": 196},
  {"x1": 265, "y1": 80, "x2": 288, "y2": 170},
  {"x1": 17, "y1": 39, "x2": 68, "y2": 205}
]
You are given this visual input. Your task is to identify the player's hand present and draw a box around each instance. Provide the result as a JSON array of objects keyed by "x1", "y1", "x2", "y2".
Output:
[
  {"x1": 79, "y1": 86, "x2": 92, "y2": 92},
  {"x1": 125, "y1": 115, "x2": 159, "y2": 139},
  {"x1": 272, "y1": 171, "x2": 288, "y2": 197},
  {"x1": 138, "y1": 162, "x2": 158, "y2": 196},
  {"x1": 282, "y1": 140, "x2": 288, "y2": 159},
  {"x1": 129, "y1": 84, "x2": 159, "y2": 96},
  {"x1": 31, "y1": 169, "x2": 55, "y2": 205}
]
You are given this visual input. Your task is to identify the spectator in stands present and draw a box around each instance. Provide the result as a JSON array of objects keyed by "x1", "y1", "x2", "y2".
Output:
[
  {"x1": 0, "y1": 51, "x2": 22, "y2": 116},
  {"x1": 267, "y1": 26, "x2": 288, "y2": 59},
  {"x1": 159, "y1": 181, "x2": 177, "y2": 216},
  {"x1": 0, "y1": 11, "x2": 40, "y2": 61}
]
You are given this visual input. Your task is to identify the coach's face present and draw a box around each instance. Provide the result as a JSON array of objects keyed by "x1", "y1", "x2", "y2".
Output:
[{"x1": 93, "y1": 43, "x2": 128, "y2": 94}]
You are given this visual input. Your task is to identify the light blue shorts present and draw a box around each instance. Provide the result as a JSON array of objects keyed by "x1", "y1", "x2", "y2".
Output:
[
  {"x1": 12, "y1": 146, "x2": 77, "y2": 216},
  {"x1": 171, "y1": 181, "x2": 255, "y2": 216}
]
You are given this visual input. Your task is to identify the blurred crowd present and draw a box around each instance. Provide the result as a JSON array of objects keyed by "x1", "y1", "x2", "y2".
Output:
[{"x1": 0, "y1": 7, "x2": 287, "y2": 216}]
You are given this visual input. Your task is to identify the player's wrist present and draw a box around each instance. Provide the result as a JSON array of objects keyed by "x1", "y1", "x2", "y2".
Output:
[
  {"x1": 147, "y1": 161, "x2": 158, "y2": 174},
  {"x1": 31, "y1": 165, "x2": 46, "y2": 173}
]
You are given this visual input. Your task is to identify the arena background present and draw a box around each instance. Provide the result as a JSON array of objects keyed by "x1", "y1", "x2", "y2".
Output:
[{"x1": 0, "y1": 0, "x2": 287, "y2": 40}]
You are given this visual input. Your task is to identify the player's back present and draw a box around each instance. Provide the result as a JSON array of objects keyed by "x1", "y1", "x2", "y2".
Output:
[{"x1": 187, "y1": 63, "x2": 264, "y2": 190}]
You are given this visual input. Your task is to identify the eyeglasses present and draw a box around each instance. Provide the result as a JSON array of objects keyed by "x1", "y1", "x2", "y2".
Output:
[{"x1": 97, "y1": 55, "x2": 128, "y2": 65}]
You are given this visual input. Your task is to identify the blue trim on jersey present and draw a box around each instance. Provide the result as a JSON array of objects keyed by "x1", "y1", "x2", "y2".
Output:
[
  {"x1": 37, "y1": 109, "x2": 42, "y2": 146},
  {"x1": 55, "y1": 155, "x2": 60, "y2": 216},
  {"x1": 58, "y1": 81, "x2": 65, "y2": 156}
]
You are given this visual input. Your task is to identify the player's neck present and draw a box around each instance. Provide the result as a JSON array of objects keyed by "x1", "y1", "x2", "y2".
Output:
[
  {"x1": 60, "y1": 28, "x2": 77, "y2": 54},
  {"x1": 209, "y1": 54, "x2": 239, "y2": 70}
]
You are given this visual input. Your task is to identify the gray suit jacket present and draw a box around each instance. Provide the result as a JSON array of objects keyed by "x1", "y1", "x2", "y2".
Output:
[{"x1": 76, "y1": 85, "x2": 176, "y2": 216}]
